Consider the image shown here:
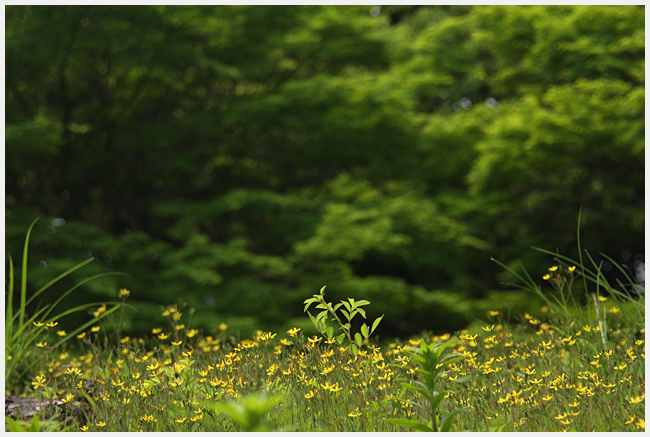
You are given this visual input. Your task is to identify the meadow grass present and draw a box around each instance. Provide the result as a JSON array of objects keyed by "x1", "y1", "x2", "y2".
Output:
[{"x1": 8, "y1": 286, "x2": 644, "y2": 432}]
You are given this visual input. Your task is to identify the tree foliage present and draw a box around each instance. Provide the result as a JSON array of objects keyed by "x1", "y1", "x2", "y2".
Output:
[{"x1": 6, "y1": 5, "x2": 644, "y2": 337}]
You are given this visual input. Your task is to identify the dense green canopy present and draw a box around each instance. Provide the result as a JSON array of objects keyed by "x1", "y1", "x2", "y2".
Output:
[{"x1": 6, "y1": 5, "x2": 644, "y2": 337}]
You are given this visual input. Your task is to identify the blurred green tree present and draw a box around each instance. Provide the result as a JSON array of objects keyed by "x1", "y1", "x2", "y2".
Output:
[{"x1": 6, "y1": 5, "x2": 644, "y2": 337}]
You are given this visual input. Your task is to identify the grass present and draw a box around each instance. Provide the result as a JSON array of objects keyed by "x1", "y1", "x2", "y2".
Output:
[
  {"x1": 8, "y1": 290, "x2": 645, "y2": 432},
  {"x1": 5, "y1": 220, "x2": 646, "y2": 432}
]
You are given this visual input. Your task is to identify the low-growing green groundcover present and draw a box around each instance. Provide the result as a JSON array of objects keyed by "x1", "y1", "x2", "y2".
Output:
[{"x1": 8, "y1": 297, "x2": 644, "y2": 432}]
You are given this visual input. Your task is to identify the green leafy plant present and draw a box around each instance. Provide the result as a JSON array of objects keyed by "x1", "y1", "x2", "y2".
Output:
[
  {"x1": 5, "y1": 414, "x2": 76, "y2": 432},
  {"x1": 388, "y1": 338, "x2": 473, "y2": 432},
  {"x1": 205, "y1": 391, "x2": 286, "y2": 431},
  {"x1": 303, "y1": 286, "x2": 384, "y2": 355},
  {"x1": 5, "y1": 218, "x2": 125, "y2": 394}
]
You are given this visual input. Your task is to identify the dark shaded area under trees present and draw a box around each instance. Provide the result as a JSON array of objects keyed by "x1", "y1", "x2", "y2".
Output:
[{"x1": 5, "y1": 5, "x2": 644, "y2": 338}]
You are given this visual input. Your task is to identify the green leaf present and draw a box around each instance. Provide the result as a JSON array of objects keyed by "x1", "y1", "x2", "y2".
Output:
[
  {"x1": 316, "y1": 310, "x2": 328, "y2": 322},
  {"x1": 387, "y1": 418, "x2": 434, "y2": 432},
  {"x1": 431, "y1": 390, "x2": 451, "y2": 413},
  {"x1": 354, "y1": 332, "x2": 363, "y2": 347},
  {"x1": 143, "y1": 375, "x2": 161, "y2": 391},
  {"x1": 307, "y1": 311, "x2": 320, "y2": 331},
  {"x1": 336, "y1": 333, "x2": 346, "y2": 344},
  {"x1": 357, "y1": 307, "x2": 366, "y2": 319},
  {"x1": 355, "y1": 299, "x2": 371, "y2": 307},
  {"x1": 371, "y1": 315, "x2": 384, "y2": 333},
  {"x1": 440, "y1": 407, "x2": 473, "y2": 432},
  {"x1": 360, "y1": 323, "x2": 369, "y2": 339},
  {"x1": 400, "y1": 382, "x2": 433, "y2": 404},
  {"x1": 303, "y1": 299, "x2": 316, "y2": 312},
  {"x1": 326, "y1": 326, "x2": 334, "y2": 339},
  {"x1": 453, "y1": 375, "x2": 472, "y2": 383}
]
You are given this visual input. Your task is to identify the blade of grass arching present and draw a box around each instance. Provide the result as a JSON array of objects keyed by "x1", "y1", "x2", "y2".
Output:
[
  {"x1": 531, "y1": 247, "x2": 601, "y2": 283},
  {"x1": 7, "y1": 306, "x2": 53, "y2": 354},
  {"x1": 584, "y1": 250, "x2": 614, "y2": 291},
  {"x1": 6, "y1": 255, "x2": 15, "y2": 359},
  {"x1": 25, "y1": 256, "x2": 97, "y2": 308},
  {"x1": 575, "y1": 207, "x2": 589, "y2": 312},
  {"x1": 19, "y1": 219, "x2": 39, "y2": 336},
  {"x1": 11, "y1": 354, "x2": 42, "y2": 386},
  {"x1": 599, "y1": 253, "x2": 643, "y2": 301},
  {"x1": 52, "y1": 303, "x2": 123, "y2": 347},
  {"x1": 36, "y1": 271, "x2": 128, "y2": 323},
  {"x1": 490, "y1": 258, "x2": 545, "y2": 301}
]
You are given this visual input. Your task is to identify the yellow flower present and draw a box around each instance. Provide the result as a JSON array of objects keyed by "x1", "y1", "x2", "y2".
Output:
[
  {"x1": 549, "y1": 266, "x2": 558, "y2": 272},
  {"x1": 174, "y1": 324, "x2": 185, "y2": 331},
  {"x1": 321, "y1": 382, "x2": 343, "y2": 392},
  {"x1": 175, "y1": 417, "x2": 186, "y2": 424},
  {"x1": 77, "y1": 332, "x2": 86, "y2": 339},
  {"x1": 80, "y1": 425, "x2": 89, "y2": 431},
  {"x1": 31, "y1": 374, "x2": 47, "y2": 389},
  {"x1": 598, "y1": 296, "x2": 608, "y2": 302},
  {"x1": 304, "y1": 390, "x2": 315, "y2": 399},
  {"x1": 287, "y1": 327, "x2": 301, "y2": 337},
  {"x1": 64, "y1": 367, "x2": 82, "y2": 377},
  {"x1": 307, "y1": 336, "x2": 322, "y2": 345},
  {"x1": 36, "y1": 342, "x2": 47, "y2": 348},
  {"x1": 320, "y1": 365, "x2": 335, "y2": 375},
  {"x1": 636, "y1": 419, "x2": 645, "y2": 430},
  {"x1": 542, "y1": 274, "x2": 550, "y2": 280},
  {"x1": 522, "y1": 366, "x2": 536, "y2": 375},
  {"x1": 488, "y1": 311, "x2": 499, "y2": 317},
  {"x1": 171, "y1": 341, "x2": 183, "y2": 346},
  {"x1": 482, "y1": 325, "x2": 494, "y2": 332},
  {"x1": 629, "y1": 394, "x2": 644, "y2": 404},
  {"x1": 90, "y1": 326, "x2": 100, "y2": 332},
  {"x1": 119, "y1": 288, "x2": 130, "y2": 298},
  {"x1": 608, "y1": 307, "x2": 620, "y2": 313},
  {"x1": 218, "y1": 323, "x2": 228, "y2": 331},
  {"x1": 158, "y1": 333, "x2": 169, "y2": 340},
  {"x1": 187, "y1": 329, "x2": 199, "y2": 338},
  {"x1": 93, "y1": 304, "x2": 107, "y2": 318},
  {"x1": 152, "y1": 327, "x2": 163, "y2": 334},
  {"x1": 56, "y1": 330, "x2": 67, "y2": 336},
  {"x1": 33, "y1": 321, "x2": 45, "y2": 327},
  {"x1": 568, "y1": 266, "x2": 576, "y2": 272},
  {"x1": 96, "y1": 421, "x2": 106, "y2": 428},
  {"x1": 46, "y1": 322, "x2": 58, "y2": 328}
]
